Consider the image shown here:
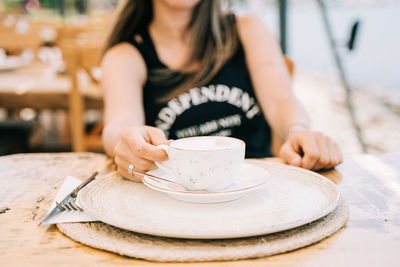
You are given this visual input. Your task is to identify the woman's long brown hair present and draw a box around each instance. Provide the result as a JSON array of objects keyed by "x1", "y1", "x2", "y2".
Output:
[{"x1": 104, "y1": 0, "x2": 238, "y2": 102}]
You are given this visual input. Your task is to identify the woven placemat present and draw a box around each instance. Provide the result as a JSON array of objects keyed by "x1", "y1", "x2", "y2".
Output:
[{"x1": 57, "y1": 198, "x2": 348, "y2": 262}]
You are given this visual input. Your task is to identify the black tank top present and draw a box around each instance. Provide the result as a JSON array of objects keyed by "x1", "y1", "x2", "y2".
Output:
[{"x1": 128, "y1": 29, "x2": 272, "y2": 158}]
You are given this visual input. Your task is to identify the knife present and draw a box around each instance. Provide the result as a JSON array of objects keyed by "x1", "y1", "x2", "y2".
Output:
[{"x1": 38, "y1": 172, "x2": 98, "y2": 225}]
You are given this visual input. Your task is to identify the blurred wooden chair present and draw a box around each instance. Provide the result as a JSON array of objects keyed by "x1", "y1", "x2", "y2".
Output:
[
  {"x1": 57, "y1": 16, "x2": 111, "y2": 152},
  {"x1": 0, "y1": 20, "x2": 47, "y2": 153},
  {"x1": 270, "y1": 56, "x2": 295, "y2": 156},
  {"x1": 60, "y1": 39, "x2": 104, "y2": 152},
  {"x1": 0, "y1": 16, "x2": 108, "y2": 152},
  {"x1": 284, "y1": 56, "x2": 294, "y2": 77}
]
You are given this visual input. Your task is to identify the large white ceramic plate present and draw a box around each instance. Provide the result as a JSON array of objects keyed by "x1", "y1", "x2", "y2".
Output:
[
  {"x1": 142, "y1": 163, "x2": 271, "y2": 204},
  {"x1": 78, "y1": 160, "x2": 340, "y2": 239}
]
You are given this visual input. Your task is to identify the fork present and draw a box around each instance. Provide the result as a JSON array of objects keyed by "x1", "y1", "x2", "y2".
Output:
[
  {"x1": 39, "y1": 172, "x2": 98, "y2": 225},
  {"x1": 56, "y1": 199, "x2": 83, "y2": 211}
]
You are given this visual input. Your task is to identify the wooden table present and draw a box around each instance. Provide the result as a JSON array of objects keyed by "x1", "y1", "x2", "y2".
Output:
[{"x1": 0, "y1": 152, "x2": 399, "y2": 266}]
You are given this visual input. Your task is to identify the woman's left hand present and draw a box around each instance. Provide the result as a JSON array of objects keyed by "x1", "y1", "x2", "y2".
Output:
[{"x1": 279, "y1": 130, "x2": 343, "y2": 171}]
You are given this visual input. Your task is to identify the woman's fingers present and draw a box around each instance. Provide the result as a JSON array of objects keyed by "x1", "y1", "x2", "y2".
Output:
[
  {"x1": 112, "y1": 126, "x2": 172, "y2": 182},
  {"x1": 114, "y1": 155, "x2": 157, "y2": 181},
  {"x1": 128, "y1": 139, "x2": 167, "y2": 162},
  {"x1": 282, "y1": 130, "x2": 343, "y2": 171},
  {"x1": 297, "y1": 132, "x2": 320, "y2": 170},
  {"x1": 334, "y1": 141, "x2": 343, "y2": 165},
  {"x1": 115, "y1": 155, "x2": 142, "y2": 182},
  {"x1": 279, "y1": 142, "x2": 302, "y2": 167},
  {"x1": 117, "y1": 167, "x2": 143, "y2": 182},
  {"x1": 146, "y1": 126, "x2": 169, "y2": 146},
  {"x1": 325, "y1": 139, "x2": 343, "y2": 169},
  {"x1": 115, "y1": 153, "x2": 156, "y2": 172},
  {"x1": 312, "y1": 133, "x2": 331, "y2": 170},
  {"x1": 121, "y1": 128, "x2": 168, "y2": 162}
]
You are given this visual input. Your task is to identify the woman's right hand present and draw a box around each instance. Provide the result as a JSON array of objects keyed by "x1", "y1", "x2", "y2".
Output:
[{"x1": 113, "y1": 126, "x2": 169, "y2": 182}]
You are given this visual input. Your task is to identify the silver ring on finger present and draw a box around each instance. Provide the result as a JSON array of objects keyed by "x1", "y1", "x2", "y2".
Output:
[{"x1": 128, "y1": 164, "x2": 134, "y2": 176}]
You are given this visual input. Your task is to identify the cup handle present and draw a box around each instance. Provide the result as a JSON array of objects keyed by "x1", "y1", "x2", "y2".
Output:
[{"x1": 155, "y1": 144, "x2": 173, "y2": 173}]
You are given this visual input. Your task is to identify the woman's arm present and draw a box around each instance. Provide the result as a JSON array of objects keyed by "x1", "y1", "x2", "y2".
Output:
[
  {"x1": 101, "y1": 43, "x2": 146, "y2": 155},
  {"x1": 101, "y1": 43, "x2": 168, "y2": 180},
  {"x1": 237, "y1": 14, "x2": 342, "y2": 170}
]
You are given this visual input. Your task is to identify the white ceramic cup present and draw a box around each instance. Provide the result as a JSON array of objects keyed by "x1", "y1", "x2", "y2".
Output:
[{"x1": 155, "y1": 136, "x2": 245, "y2": 191}]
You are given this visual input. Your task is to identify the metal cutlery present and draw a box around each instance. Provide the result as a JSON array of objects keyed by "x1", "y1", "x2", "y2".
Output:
[
  {"x1": 38, "y1": 170, "x2": 181, "y2": 225},
  {"x1": 38, "y1": 171, "x2": 98, "y2": 225},
  {"x1": 131, "y1": 169, "x2": 182, "y2": 186},
  {"x1": 56, "y1": 199, "x2": 83, "y2": 211}
]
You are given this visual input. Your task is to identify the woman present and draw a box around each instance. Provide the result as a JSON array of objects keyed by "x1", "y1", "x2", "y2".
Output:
[{"x1": 101, "y1": 0, "x2": 342, "y2": 181}]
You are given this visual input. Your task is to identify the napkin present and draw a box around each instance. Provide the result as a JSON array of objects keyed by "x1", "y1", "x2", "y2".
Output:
[{"x1": 41, "y1": 176, "x2": 97, "y2": 224}]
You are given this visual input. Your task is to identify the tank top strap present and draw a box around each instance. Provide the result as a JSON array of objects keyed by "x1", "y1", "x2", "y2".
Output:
[{"x1": 126, "y1": 29, "x2": 164, "y2": 69}]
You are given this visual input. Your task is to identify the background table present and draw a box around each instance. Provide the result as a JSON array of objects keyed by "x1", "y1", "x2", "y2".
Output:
[
  {"x1": 0, "y1": 152, "x2": 399, "y2": 266},
  {"x1": 0, "y1": 63, "x2": 102, "y2": 110}
]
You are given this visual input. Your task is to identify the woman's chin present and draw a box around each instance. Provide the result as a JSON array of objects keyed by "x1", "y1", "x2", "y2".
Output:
[{"x1": 155, "y1": 0, "x2": 202, "y2": 10}]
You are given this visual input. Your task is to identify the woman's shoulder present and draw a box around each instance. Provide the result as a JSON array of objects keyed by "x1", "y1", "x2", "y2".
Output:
[
  {"x1": 236, "y1": 14, "x2": 275, "y2": 49},
  {"x1": 236, "y1": 13, "x2": 265, "y2": 27},
  {"x1": 103, "y1": 42, "x2": 144, "y2": 64},
  {"x1": 102, "y1": 42, "x2": 146, "y2": 69},
  {"x1": 101, "y1": 42, "x2": 147, "y2": 82}
]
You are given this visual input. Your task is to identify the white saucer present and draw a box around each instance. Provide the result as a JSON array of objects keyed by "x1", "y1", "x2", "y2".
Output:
[{"x1": 142, "y1": 163, "x2": 271, "y2": 204}]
